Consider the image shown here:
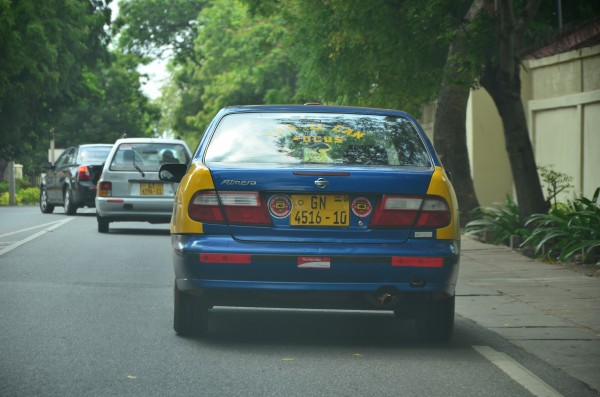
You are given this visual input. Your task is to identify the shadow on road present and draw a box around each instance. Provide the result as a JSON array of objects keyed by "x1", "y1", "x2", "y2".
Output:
[
  {"x1": 105, "y1": 227, "x2": 170, "y2": 236},
  {"x1": 185, "y1": 307, "x2": 471, "y2": 349}
]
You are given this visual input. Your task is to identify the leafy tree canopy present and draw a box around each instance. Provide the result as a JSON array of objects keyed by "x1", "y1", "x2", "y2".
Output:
[
  {"x1": 114, "y1": 0, "x2": 208, "y2": 64},
  {"x1": 0, "y1": 0, "x2": 111, "y2": 166},
  {"x1": 115, "y1": 0, "x2": 599, "y2": 142},
  {"x1": 182, "y1": 0, "x2": 296, "y2": 128},
  {"x1": 53, "y1": 51, "x2": 160, "y2": 148},
  {"x1": 278, "y1": 0, "x2": 472, "y2": 114},
  {"x1": 0, "y1": 0, "x2": 163, "y2": 179}
]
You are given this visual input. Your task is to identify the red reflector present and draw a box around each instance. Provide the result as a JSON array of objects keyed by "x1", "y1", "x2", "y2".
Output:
[
  {"x1": 391, "y1": 257, "x2": 443, "y2": 267},
  {"x1": 107, "y1": 199, "x2": 124, "y2": 203},
  {"x1": 199, "y1": 253, "x2": 251, "y2": 264}
]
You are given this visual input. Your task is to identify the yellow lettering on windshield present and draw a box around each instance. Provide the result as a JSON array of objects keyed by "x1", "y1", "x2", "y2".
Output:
[{"x1": 293, "y1": 135, "x2": 345, "y2": 144}]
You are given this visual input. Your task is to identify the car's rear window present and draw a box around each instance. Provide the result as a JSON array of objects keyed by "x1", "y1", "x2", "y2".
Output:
[
  {"x1": 204, "y1": 112, "x2": 432, "y2": 167},
  {"x1": 77, "y1": 146, "x2": 112, "y2": 163},
  {"x1": 109, "y1": 143, "x2": 189, "y2": 172}
]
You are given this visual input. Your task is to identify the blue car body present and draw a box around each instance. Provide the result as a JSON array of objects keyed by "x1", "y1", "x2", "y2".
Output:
[{"x1": 163, "y1": 105, "x2": 460, "y2": 340}]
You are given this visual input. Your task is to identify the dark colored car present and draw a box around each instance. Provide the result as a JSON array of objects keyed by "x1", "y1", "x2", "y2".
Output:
[
  {"x1": 160, "y1": 105, "x2": 460, "y2": 341},
  {"x1": 40, "y1": 144, "x2": 113, "y2": 215}
]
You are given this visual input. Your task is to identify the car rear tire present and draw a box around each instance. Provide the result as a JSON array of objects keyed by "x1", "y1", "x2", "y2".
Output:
[
  {"x1": 39, "y1": 187, "x2": 54, "y2": 214},
  {"x1": 174, "y1": 285, "x2": 209, "y2": 336},
  {"x1": 415, "y1": 295, "x2": 455, "y2": 342},
  {"x1": 97, "y1": 217, "x2": 109, "y2": 233},
  {"x1": 64, "y1": 188, "x2": 77, "y2": 215}
]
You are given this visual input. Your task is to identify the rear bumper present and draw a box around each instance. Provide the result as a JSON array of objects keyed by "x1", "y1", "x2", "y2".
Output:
[
  {"x1": 172, "y1": 234, "x2": 460, "y2": 310},
  {"x1": 72, "y1": 182, "x2": 97, "y2": 207},
  {"x1": 96, "y1": 197, "x2": 174, "y2": 223}
]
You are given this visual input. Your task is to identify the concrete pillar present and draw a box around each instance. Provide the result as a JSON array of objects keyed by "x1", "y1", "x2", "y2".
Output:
[{"x1": 8, "y1": 161, "x2": 16, "y2": 205}]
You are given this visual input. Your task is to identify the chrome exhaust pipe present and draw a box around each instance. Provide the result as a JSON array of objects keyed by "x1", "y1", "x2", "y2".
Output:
[
  {"x1": 378, "y1": 292, "x2": 393, "y2": 306},
  {"x1": 373, "y1": 286, "x2": 399, "y2": 307}
]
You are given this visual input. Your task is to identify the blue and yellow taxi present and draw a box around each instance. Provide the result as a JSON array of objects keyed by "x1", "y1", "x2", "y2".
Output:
[{"x1": 160, "y1": 105, "x2": 460, "y2": 341}]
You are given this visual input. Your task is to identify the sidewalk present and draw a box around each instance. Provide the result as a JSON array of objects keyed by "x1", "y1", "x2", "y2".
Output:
[{"x1": 457, "y1": 236, "x2": 600, "y2": 393}]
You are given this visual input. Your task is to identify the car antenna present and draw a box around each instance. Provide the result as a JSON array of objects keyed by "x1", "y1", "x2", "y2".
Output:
[{"x1": 121, "y1": 132, "x2": 127, "y2": 139}]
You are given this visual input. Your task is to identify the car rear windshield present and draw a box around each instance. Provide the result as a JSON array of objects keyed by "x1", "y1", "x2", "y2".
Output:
[
  {"x1": 109, "y1": 143, "x2": 189, "y2": 172},
  {"x1": 204, "y1": 112, "x2": 432, "y2": 167},
  {"x1": 77, "y1": 146, "x2": 112, "y2": 163}
]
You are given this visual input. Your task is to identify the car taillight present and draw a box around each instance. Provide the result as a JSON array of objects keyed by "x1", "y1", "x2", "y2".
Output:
[
  {"x1": 370, "y1": 195, "x2": 450, "y2": 228},
  {"x1": 188, "y1": 190, "x2": 271, "y2": 225},
  {"x1": 78, "y1": 165, "x2": 91, "y2": 181},
  {"x1": 97, "y1": 181, "x2": 112, "y2": 197},
  {"x1": 416, "y1": 198, "x2": 451, "y2": 227},
  {"x1": 189, "y1": 191, "x2": 224, "y2": 222}
]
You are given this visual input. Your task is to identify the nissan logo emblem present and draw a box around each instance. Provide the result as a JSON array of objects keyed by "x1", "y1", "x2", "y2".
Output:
[{"x1": 314, "y1": 178, "x2": 329, "y2": 189}]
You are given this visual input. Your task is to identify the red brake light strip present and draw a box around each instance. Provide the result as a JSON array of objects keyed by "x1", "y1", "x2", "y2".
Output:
[{"x1": 391, "y1": 257, "x2": 444, "y2": 267}]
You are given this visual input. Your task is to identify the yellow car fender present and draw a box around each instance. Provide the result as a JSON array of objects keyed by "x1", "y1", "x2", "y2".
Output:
[
  {"x1": 426, "y1": 166, "x2": 460, "y2": 240},
  {"x1": 171, "y1": 162, "x2": 216, "y2": 234}
]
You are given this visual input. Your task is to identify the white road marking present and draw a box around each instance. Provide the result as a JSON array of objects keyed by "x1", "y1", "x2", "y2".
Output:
[
  {"x1": 0, "y1": 218, "x2": 74, "y2": 257},
  {"x1": 0, "y1": 220, "x2": 69, "y2": 238},
  {"x1": 473, "y1": 345, "x2": 563, "y2": 397}
]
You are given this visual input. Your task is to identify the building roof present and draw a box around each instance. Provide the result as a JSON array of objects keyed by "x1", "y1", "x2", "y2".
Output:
[{"x1": 524, "y1": 17, "x2": 600, "y2": 60}]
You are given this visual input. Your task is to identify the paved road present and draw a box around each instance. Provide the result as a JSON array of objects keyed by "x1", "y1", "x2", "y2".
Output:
[{"x1": 0, "y1": 206, "x2": 597, "y2": 396}]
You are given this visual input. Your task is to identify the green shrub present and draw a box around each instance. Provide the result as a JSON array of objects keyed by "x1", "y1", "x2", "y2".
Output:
[
  {"x1": 465, "y1": 195, "x2": 530, "y2": 245},
  {"x1": 0, "y1": 179, "x2": 34, "y2": 194},
  {"x1": 523, "y1": 188, "x2": 600, "y2": 263},
  {"x1": 18, "y1": 187, "x2": 40, "y2": 205},
  {"x1": 0, "y1": 187, "x2": 40, "y2": 206},
  {"x1": 538, "y1": 165, "x2": 574, "y2": 207},
  {"x1": 17, "y1": 177, "x2": 33, "y2": 190},
  {"x1": 465, "y1": 187, "x2": 600, "y2": 264}
]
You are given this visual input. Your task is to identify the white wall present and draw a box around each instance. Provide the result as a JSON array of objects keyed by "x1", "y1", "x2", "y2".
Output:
[
  {"x1": 423, "y1": 46, "x2": 600, "y2": 207},
  {"x1": 526, "y1": 46, "x2": 600, "y2": 200}
]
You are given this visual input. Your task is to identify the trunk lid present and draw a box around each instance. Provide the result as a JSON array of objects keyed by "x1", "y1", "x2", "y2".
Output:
[{"x1": 209, "y1": 165, "x2": 434, "y2": 244}]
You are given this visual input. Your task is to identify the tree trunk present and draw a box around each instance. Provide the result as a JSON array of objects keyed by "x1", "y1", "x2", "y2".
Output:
[
  {"x1": 433, "y1": 0, "x2": 488, "y2": 226},
  {"x1": 0, "y1": 159, "x2": 7, "y2": 182},
  {"x1": 480, "y1": 65, "x2": 547, "y2": 221},
  {"x1": 480, "y1": 0, "x2": 547, "y2": 221},
  {"x1": 433, "y1": 76, "x2": 479, "y2": 226}
]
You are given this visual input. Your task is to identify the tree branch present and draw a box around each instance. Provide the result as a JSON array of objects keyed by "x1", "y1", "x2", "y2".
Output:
[
  {"x1": 516, "y1": 0, "x2": 543, "y2": 50},
  {"x1": 496, "y1": 0, "x2": 516, "y2": 78}
]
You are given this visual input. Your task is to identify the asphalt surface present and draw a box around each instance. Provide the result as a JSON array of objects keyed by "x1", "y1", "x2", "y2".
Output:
[
  {"x1": 457, "y1": 236, "x2": 600, "y2": 393},
  {"x1": 1, "y1": 207, "x2": 599, "y2": 395}
]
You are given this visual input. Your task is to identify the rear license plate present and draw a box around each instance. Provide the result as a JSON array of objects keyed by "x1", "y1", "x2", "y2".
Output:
[
  {"x1": 140, "y1": 183, "x2": 163, "y2": 195},
  {"x1": 290, "y1": 195, "x2": 349, "y2": 226}
]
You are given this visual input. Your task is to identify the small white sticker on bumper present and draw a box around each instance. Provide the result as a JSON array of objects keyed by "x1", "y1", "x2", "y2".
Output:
[{"x1": 298, "y1": 256, "x2": 331, "y2": 269}]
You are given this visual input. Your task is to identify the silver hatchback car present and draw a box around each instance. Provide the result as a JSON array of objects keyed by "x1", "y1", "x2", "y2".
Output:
[{"x1": 95, "y1": 137, "x2": 192, "y2": 233}]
